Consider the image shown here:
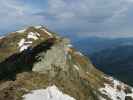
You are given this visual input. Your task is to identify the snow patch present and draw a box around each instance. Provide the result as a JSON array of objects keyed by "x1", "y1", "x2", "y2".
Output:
[
  {"x1": 17, "y1": 29, "x2": 26, "y2": 33},
  {"x1": 20, "y1": 44, "x2": 30, "y2": 52},
  {"x1": 18, "y1": 31, "x2": 40, "y2": 52},
  {"x1": 67, "y1": 44, "x2": 73, "y2": 48},
  {"x1": 22, "y1": 85, "x2": 76, "y2": 100},
  {"x1": 18, "y1": 39, "x2": 33, "y2": 52},
  {"x1": 18, "y1": 39, "x2": 25, "y2": 47},
  {"x1": 24, "y1": 41, "x2": 33, "y2": 44},
  {"x1": 73, "y1": 65, "x2": 79, "y2": 71},
  {"x1": 0, "y1": 36, "x2": 5, "y2": 39},
  {"x1": 27, "y1": 32, "x2": 40, "y2": 40},
  {"x1": 41, "y1": 28, "x2": 53, "y2": 37},
  {"x1": 75, "y1": 52, "x2": 83, "y2": 56},
  {"x1": 35, "y1": 26, "x2": 42, "y2": 29},
  {"x1": 99, "y1": 76, "x2": 133, "y2": 100},
  {"x1": 64, "y1": 50, "x2": 68, "y2": 61}
]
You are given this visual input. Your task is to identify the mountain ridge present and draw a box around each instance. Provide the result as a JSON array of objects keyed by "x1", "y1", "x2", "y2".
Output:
[
  {"x1": 90, "y1": 44, "x2": 133, "y2": 86},
  {"x1": 0, "y1": 26, "x2": 133, "y2": 100}
]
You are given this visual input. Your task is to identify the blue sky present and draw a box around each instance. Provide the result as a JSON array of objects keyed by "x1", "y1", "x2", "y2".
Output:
[{"x1": 1, "y1": 0, "x2": 133, "y2": 37}]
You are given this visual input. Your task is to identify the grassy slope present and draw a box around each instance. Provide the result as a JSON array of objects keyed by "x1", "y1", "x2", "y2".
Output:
[{"x1": 0, "y1": 27, "x2": 105, "y2": 100}]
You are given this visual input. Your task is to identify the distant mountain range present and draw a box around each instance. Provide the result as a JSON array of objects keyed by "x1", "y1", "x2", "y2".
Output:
[
  {"x1": 72, "y1": 36, "x2": 133, "y2": 55},
  {"x1": 71, "y1": 36, "x2": 133, "y2": 86},
  {"x1": 90, "y1": 45, "x2": 133, "y2": 86}
]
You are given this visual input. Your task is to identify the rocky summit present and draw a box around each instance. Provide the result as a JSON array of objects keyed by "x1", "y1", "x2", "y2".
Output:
[{"x1": 0, "y1": 26, "x2": 133, "y2": 100}]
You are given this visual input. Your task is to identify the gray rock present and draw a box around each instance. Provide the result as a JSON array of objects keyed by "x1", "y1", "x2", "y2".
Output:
[{"x1": 32, "y1": 38, "x2": 70, "y2": 75}]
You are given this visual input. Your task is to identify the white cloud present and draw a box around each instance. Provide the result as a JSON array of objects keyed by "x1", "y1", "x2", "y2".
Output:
[
  {"x1": 1, "y1": 0, "x2": 133, "y2": 37},
  {"x1": 0, "y1": 0, "x2": 45, "y2": 33},
  {"x1": 45, "y1": 0, "x2": 133, "y2": 37}
]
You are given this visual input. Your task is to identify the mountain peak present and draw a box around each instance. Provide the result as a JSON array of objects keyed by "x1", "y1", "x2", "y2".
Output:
[{"x1": 0, "y1": 26, "x2": 56, "y2": 61}]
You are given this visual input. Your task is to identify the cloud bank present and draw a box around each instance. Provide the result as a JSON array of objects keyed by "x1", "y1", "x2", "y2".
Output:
[{"x1": 0, "y1": 0, "x2": 133, "y2": 37}]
